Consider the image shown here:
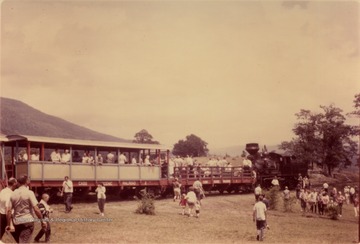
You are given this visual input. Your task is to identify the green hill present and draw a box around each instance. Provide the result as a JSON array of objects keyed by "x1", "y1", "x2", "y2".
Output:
[{"x1": 0, "y1": 97, "x2": 129, "y2": 142}]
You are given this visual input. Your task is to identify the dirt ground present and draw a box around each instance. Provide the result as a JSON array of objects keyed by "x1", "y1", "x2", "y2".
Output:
[{"x1": 1, "y1": 192, "x2": 358, "y2": 243}]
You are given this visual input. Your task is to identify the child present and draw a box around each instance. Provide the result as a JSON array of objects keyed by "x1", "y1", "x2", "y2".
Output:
[
  {"x1": 95, "y1": 183, "x2": 106, "y2": 216},
  {"x1": 179, "y1": 194, "x2": 187, "y2": 215},
  {"x1": 195, "y1": 200, "x2": 201, "y2": 218},
  {"x1": 185, "y1": 187, "x2": 197, "y2": 217},
  {"x1": 34, "y1": 193, "x2": 53, "y2": 243}
]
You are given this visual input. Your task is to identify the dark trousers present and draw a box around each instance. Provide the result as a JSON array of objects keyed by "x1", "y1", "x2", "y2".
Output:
[
  {"x1": 11, "y1": 222, "x2": 34, "y2": 244},
  {"x1": 0, "y1": 214, "x2": 6, "y2": 239},
  {"x1": 98, "y1": 199, "x2": 105, "y2": 213},
  {"x1": 64, "y1": 193, "x2": 73, "y2": 211},
  {"x1": 34, "y1": 222, "x2": 51, "y2": 242}
]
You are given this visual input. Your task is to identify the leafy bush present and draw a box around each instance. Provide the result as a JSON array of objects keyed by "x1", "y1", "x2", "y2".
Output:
[
  {"x1": 265, "y1": 186, "x2": 280, "y2": 210},
  {"x1": 327, "y1": 204, "x2": 339, "y2": 220},
  {"x1": 135, "y1": 189, "x2": 156, "y2": 215},
  {"x1": 283, "y1": 195, "x2": 297, "y2": 212}
]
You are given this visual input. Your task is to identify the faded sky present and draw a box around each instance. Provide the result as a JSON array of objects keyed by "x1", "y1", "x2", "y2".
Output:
[{"x1": 1, "y1": 1, "x2": 359, "y2": 150}]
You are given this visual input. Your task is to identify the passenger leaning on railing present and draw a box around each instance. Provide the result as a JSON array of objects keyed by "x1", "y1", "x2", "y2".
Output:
[
  {"x1": 50, "y1": 149, "x2": 61, "y2": 163},
  {"x1": 30, "y1": 151, "x2": 40, "y2": 161},
  {"x1": 61, "y1": 150, "x2": 71, "y2": 163}
]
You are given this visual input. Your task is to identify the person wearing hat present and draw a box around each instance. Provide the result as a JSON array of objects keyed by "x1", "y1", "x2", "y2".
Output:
[{"x1": 173, "y1": 178, "x2": 181, "y2": 202}]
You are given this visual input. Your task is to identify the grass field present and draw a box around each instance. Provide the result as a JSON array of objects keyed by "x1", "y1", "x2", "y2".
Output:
[{"x1": 1, "y1": 193, "x2": 358, "y2": 243}]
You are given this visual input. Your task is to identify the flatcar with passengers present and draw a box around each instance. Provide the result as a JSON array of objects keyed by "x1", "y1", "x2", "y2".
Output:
[{"x1": 0, "y1": 135, "x2": 255, "y2": 199}]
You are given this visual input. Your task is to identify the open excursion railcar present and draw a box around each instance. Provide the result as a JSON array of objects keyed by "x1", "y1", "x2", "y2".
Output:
[{"x1": 0, "y1": 135, "x2": 255, "y2": 199}]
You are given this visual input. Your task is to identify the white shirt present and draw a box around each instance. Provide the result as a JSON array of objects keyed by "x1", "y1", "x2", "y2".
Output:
[
  {"x1": 323, "y1": 183, "x2": 329, "y2": 189},
  {"x1": 8, "y1": 186, "x2": 38, "y2": 225},
  {"x1": 254, "y1": 186, "x2": 262, "y2": 195},
  {"x1": 82, "y1": 156, "x2": 89, "y2": 163},
  {"x1": 95, "y1": 186, "x2": 106, "y2": 199},
  {"x1": 350, "y1": 187, "x2": 355, "y2": 194},
  {"x1": 186, "y1": 157, "x2": 193, "y2": 166},
  {"x1": 30, "y1": 154, "x2": 40, "y2": 161},
  {"x1": 23, "y1": 153, "x2": 28, "y2": 161},
  {"x1": 0, "y1": 187, "x2": 13, "y2": 214},
  {"x1": 271, "y1": 179, "x2": 279, "y2": 186},
  {"x1": 144, "y1": 156, "x2": 151, "y2": 165},
  {"x1": 243, "y1": 159, "x2": 252, "y2": 168},
  {"x1": 61, "y1": 153, "x2": 71, "y2": 163},
  {"x1": 253, "y1": 201, "x2": 267, "y2": 221},
  {"x1": 62, "y1": 180, "x2": 73, "y2": 193},
  {"x1": 193, "y1": 180, "x2": 203, "y2": 190},
  {"x1": 118, "y1": 154, "x2": 127, "y2": 164},
  {"x1": 107, "y1": 153, "x2": 115, "y2": 163},
  {"x1": 131, "y1": 158, "x2": 137, "y2": 165},
  {"x1": 97, "y1": 156, "x2": 103, "y2": 164},
  {"x1": 50, "y1": 151, "x2": 61, "y2": 162},
  {"x1": 186, "y1": 191, "x2": 197, "y2": 203}
]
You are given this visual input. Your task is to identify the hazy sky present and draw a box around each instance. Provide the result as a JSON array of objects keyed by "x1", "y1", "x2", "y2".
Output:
[{"x1": 1, "y1": 1, "x2": 359, "y2": 150}]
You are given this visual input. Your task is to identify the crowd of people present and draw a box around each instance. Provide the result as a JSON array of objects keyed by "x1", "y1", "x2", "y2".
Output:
[
  {"x1": 173, "y1": 178, "x2": 205, "y2": 218},
  {"x1": 0, "y1": 174, "x2": 108, "y2": 244},
  {"x1": 294, "y1": 174, "x2": 359, "y2": 218}
]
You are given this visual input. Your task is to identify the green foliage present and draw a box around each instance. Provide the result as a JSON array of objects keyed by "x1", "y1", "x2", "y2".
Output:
[
  {"x1": 133, "y1": 129, "x2": 159, "y2": 144},
  {"x1": 265, "y1": 186, "x2": 280, "y2": 210},
  {"x1": 135, "y1": 189, "x2": 156, "y2": 215},
  {"x1": 172, "y1": 134, "x2": 209, "y2": 157},
  {"x1": 327, "y1": 204, "x2": 339, "y2": 220},
  {"x1": 279, "y1": 104, "x2": 358, "y2": 176},
  {"x1": 283, "y1": 195, "x2": 297, "y2": 212}
]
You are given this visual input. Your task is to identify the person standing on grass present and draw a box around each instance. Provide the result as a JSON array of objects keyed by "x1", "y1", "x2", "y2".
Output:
[
  {"x1": 323, "y1": 182, "x2": 329, "y2": 193},
  {"x1": 34, "y1": 193, "x2": 53, "y2": 243},
  {"x1": 179, "y1": 194, "x2": 187, "y2": 215},
  {"x1": 344, "y1": 186, "x2": 350, "y2": 204},
  {"x1": 185, "y1": 187, "x2": 197, "y2": 217},
  {"x1": 0, "y1": 178, "x2": 17, "y2": 240},
  {"x1": 95, "y1": 183, "x2": 106, "y2": 216},
  {"x1": 253, "y1": 195, "x2": 267, "y2": 242},
  {"x1": 299, "y1": 189, "x2": 307, "y2": 212},
  {"x1": 336, "y1": 191, "x2": 345, "y2": 217},
  {"x1": 353, "y1": 193, "x2": 359, "y2": 218},
  {"x1": 61, "y1": 176, "x2": 73, "y2": 213},
  {"x1": 173, "y1": 178, "x2": 181, "y2": 202},
  {"x1": 317, "y1": 190, "x2": 324, "y2": 215},
  {"x1": 193, "y1": 178, "x2": 205, "y2": 203},
  {"x1": 6, "y1": 175, "x2": 46, "y2": 244},
  {"x1": 321, "y1": 193, "x2": 330, "y2": 214}
]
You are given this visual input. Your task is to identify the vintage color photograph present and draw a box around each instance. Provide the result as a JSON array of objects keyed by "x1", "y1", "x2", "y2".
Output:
[{"x1": 0, "y1": 0, "x2": 359, "y2": 243}]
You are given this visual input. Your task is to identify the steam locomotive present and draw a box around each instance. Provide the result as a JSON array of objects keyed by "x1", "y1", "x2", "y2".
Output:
[{"x1": 245, "y1": 143, "x2": 308, "y2": 189}]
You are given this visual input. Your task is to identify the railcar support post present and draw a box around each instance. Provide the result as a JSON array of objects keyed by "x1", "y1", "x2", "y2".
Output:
[{"x1": 40, "y1": 143, "x2": 45, "y2": 161}]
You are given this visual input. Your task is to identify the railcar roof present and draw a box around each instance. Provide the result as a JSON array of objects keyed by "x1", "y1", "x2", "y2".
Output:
[{"x1": 5, "y1": 134, "x2": 170, "y2": 150}]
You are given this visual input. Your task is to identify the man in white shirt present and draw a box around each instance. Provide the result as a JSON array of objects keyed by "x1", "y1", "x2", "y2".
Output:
[
  {"x1": 118, "y1": 153, "x2": 127, "y2": 165},
  {"x1": 131, "y1": 156, "x2": 137, "y2": 165},
  {"x1": 6, "y1": 175, "x2": 46, "y2": 243},
  {"x1": 254, "y1": 184, "x2": 262, "y2": 201},
  {"x1": 185, "y1": 155, "x2": 193, "y2": 167},
  {"x1": 96, "y1": 154, "x2": 104, "y2": 165},
  {"x1": 50, "y1": 149, "x2": 61, "y2": 163},
  {"x1": 61, "y1": 176, "x2": 73, "y2": 213},
  {"x1": 243, "y1": 157, "x2": 253, "y2": 168},
  {"x1": 144, "y1": 155, "x2": 151, "y2": 166},
  {"x1": 0, "y1": 178, "x2": 17, "y2": 240},
  {"x1": 253, "y1": 195, "x2": 267, "y2": 241},
  {"x1": 271, "y1": 176, "x2": 280, "y2": 188},
  {"x1": 61, "y1": 150, "x2": 71, "y2": 163},
  {"x1": 106, "y1": 152, "x2": 115, "y2": 164},
  {"x1": 323, "y1": 182, "x2": 329, "y2": 193},
  {"x1": 30, "y1": 152, "x2": 40, "y2": 161}
]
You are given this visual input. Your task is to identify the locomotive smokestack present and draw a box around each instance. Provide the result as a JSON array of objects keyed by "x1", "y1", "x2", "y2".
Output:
[{"x1": 245, "y1": 143, "x2": 260, "y2": 156}]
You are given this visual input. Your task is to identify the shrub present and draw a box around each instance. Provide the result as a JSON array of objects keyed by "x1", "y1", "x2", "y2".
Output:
[
  {"x1": 327, "y1": 204, "x2": 339, "y2": 220},
  {"x1": 265, "y1": 186, "x2": 280, "y2": 210},
  {"x1": 283, "y1": 195, "x2": 297, "y2": 212},
  {"x1": 135, "y1": 189, "x2": 156, "y2": 215}
]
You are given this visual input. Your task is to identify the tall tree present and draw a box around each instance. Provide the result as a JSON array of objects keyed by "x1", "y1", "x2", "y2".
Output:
[
  {"x1": 347, "y1": 93, "x2": 360, "y2": 165},
  {"x1": 173, "y1": 134, "x2": 209, "y2": 157},
  {"x1": 280, "y1": 104, "x2": 357, "y2": 176},
  {"x1": 133, "y1": 129, "x2": 159, "y2": 144}
]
